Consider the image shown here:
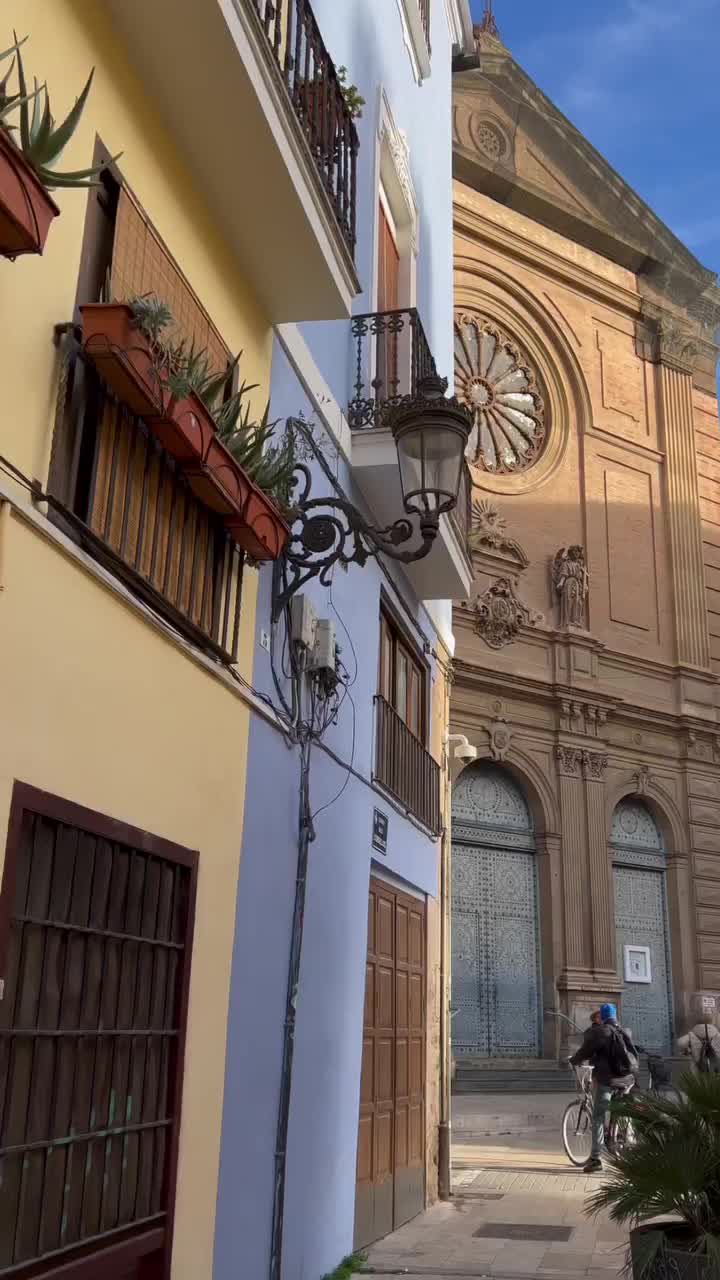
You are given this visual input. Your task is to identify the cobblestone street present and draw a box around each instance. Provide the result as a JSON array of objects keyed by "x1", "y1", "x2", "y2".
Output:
[{"x1": 361, "y1": 1094, "x2": 628, "y2": 1279}]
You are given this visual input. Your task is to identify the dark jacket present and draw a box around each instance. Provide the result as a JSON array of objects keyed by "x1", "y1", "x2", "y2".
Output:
[{"x1": 570, "y1": 1019, "x2": 634, "y2": 1086}]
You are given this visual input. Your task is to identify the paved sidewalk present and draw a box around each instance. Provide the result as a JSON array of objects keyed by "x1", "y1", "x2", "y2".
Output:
[{"x1": 361, "y1": 1093, "x2": 629, "y2": 1280}]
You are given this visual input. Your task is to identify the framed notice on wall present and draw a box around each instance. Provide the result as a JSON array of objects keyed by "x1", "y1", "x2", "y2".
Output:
[{"x1": 624, "y1": 945, "x2": 652, "y2": 984}]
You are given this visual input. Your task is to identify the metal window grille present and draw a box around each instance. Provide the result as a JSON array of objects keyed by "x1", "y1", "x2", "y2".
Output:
[
  {"x1": 47, "y1": 335, "x2": 244, "y2": 665},
  {"x1": 0, "y1": 789, "x2": 196, "y2": 1277}
]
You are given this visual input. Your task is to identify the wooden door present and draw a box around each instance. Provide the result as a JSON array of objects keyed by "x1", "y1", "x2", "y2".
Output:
[
  {"x1": 377, "y1": 203, "x2": 400, "y2": 399},
  {"x1": 354, "y1": 879, "x2": 425, "y2": 1250},
  {"x1": 0, "y1": 783, "x2": 197, "y2": 1280}
]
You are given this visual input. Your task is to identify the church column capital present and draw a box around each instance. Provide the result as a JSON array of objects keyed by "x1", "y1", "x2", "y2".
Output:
[
  {"x1": 582, "y1": 750, "x2": 608, "y2": 783},
  {"x1": 556, "y1": 745, "x2": 583, "y2": 778}
]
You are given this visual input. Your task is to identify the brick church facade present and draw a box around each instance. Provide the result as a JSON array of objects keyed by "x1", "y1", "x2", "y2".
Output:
[{"x1": 449, "y1": 17, "x2": 720, "y2": 1062}]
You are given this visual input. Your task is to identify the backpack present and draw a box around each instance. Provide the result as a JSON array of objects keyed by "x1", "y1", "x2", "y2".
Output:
[
  {"x1": 607, "y1": 1025, "x2": 640, "y2": 1077},
  {"x1": 697, "y1": 1025, "x2": 719, "y2": 1074}
]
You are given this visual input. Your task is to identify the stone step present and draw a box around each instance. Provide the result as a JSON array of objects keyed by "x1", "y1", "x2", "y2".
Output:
[{"x1": 453, "y1": 1055, "x2": 691, "y2": 1094}]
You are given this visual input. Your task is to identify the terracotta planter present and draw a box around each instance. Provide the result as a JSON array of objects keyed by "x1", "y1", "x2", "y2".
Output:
[
  {"x1": 152, "y1": 391, "x2": 290, "y2": 560},
  {"x1": 81, "y1": 304, "x2": 289, "y2": 560},
  {"x1": 630, "y1": 1224, "x2": 712, "y2": 1279},
  {"x1": 80, "y1": 303, "x2": 166, "y2": 419},
  {"x1": 225, "y1": 481, "x2": 290, "y2": 562},
  {"x1": 0, "y1": 129, "x2": 60, "y2": 258}
]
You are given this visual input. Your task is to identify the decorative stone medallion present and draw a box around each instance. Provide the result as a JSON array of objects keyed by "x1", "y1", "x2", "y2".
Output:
[
  {"x1": 454, "y1": 313, "x2": 546, "y2": 474},
  {"x1": 473, "y1": 577, "x2": 541, "y2": 649}
]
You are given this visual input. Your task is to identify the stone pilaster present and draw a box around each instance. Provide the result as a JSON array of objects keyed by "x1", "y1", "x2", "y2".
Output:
[
  {"x1": 556, "y1": 746, "x2": 591, "y2": 973},
  {"x1": 581, "y1": 750, "x2": 614, "y2": 975},
  {"x1": 657, "y1": 357, "x2": 711, "y2": 670}
]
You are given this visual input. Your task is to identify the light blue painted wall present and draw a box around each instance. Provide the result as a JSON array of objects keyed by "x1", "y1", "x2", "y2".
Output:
[
  {"x1": 215, "y1": 6, "x2": 459, "y2": 1277},
  {"x1": 297, "y1": 0, "x2": 456, "y2": 406}
]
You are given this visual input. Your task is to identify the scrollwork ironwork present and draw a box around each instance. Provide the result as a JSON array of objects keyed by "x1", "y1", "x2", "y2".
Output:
[{"x1": 271, "y1": 460, "x2": 437, "y2": 620}]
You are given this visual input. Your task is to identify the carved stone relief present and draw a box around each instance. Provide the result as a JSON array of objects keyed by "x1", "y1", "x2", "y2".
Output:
[
  {"x1": 559, "y1": 700, "x2": 609, "y2": 738},
  {"x1": 469, "y1": 499, "x2": 529, "y2": 569},
  {"x1": 634, "y1": 765, "x2": 652, "y2": 795},
  {"x1": 686, "y1": 731, "x2": 714, "y2": 764},
  {"x1": 556, "y1": 745, "x2": 582, "y2": 778},
  {"x1": 488, "y1": 715, "x2": 513, "y2": 761},
  {"x1": 582, "y1": 751, "x2": 608, "y2": 782},
  {"x1": 552, "y1": 546, "x2": 589, "y2": 629},
  {"x1": 473, "y1": 577, "x2": 542, "y2": 650}
]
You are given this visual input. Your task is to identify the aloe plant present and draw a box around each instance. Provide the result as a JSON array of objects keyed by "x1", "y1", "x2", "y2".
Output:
[
  {"x1": 127, "y1": 294, "x2": 298, "y2": 510},
  {"x1": 0, "y1": 36, "x2": 36, "y2": 127},
  {"x1": 0, "y1": 31, "x2": 115, "y2": 188}
]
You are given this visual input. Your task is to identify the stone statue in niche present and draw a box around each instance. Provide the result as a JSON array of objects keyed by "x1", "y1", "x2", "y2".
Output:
[{"x1": 552, "y1": 546, "x2": 588, "y2": 629}]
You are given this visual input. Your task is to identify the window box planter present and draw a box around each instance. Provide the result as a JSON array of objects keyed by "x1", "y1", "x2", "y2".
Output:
[
  {"x1": 80, "y1": 302, "x2": 289, "y2": 562},
  {"x1": 151, "y1": 391, "x2": 290, "y2": 559},
  {"x1": 0, "y1": 129, "x2": 60, "y2": 258},
  {"x1": 80, "y1": 303, "x2": 166, "y2": 419},
  {"x1": 224, "y1": 482, "x2": 290, "y2": 562}
]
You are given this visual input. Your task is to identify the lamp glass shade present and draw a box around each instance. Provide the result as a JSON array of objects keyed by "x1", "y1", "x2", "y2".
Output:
[{"x1": 394, "y1": 416, "x2": 467, "y2": 516}]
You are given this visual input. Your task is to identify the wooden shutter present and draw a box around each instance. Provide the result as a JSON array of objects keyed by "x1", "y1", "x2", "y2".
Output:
[{"x1": 111, "y1": 188, "x2": 231, "y2": 376}]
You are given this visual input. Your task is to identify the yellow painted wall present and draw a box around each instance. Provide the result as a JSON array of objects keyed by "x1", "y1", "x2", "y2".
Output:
[{"x1": 0, "y1": 1, "x2": 273, "y2": 1275}]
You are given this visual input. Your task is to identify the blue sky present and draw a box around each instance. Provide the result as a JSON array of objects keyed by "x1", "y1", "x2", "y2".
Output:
[{"x1": 469, "y1": 0, "x2": 720, "y2": 277}]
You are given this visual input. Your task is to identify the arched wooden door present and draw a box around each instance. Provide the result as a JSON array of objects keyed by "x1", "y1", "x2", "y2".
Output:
[
  {"x1": 451, "y1": 765, "x2": 542, "y2": 1058},
  {"x1": 611, "y1": 799, "x2": 673, "y2": 1053}
]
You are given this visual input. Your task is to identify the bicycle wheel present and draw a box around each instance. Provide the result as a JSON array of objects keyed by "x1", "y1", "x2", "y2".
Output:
[
  {"x1": 562, "y1": 1098, "x2": 593, "y2": 1166},
  {"x1": 609, "y1": 1114, "x2": 635, "y2": 1156}
]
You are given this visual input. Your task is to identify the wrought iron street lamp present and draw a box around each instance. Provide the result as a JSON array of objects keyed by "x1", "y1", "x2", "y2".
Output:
[{"x1": 271, "y1": 375, "x2": 472, "y2": 620}]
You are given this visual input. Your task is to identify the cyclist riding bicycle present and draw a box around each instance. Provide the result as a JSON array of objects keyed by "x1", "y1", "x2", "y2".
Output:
[{"x1": 569, "y1": 1002, "x2": 639, "y2": 1172}]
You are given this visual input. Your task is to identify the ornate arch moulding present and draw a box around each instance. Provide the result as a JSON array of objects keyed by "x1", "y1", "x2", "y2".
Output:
[
  {"x1": 453, "y1": 743, "x2": 562, "y2": 838},
  {"x1": 453, "y1": 269, "x2": 591, "y2": 494},
  {"x1": 605, "y1": 770, "x2": 688, "y2": 862}
]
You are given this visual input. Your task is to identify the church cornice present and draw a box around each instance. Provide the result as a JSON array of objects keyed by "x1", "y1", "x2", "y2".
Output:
[
  {"x1": 452, "y1": 53, "x2": 719, "y2": 330},
  {"x1": 454, "y1": 190, "x2": 642, "y2": 318}
]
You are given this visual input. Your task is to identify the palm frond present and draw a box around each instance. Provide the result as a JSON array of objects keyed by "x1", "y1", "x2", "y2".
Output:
[{"x1": 587, "y1": 1074, "x2": 720, "y2": 1258}]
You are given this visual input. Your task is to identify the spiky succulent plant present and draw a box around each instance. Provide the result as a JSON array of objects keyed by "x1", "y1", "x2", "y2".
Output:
[
  {"x1": 1, "y1": 31, "x2": 116, "y2": 189},
  {"x1": 128, "y1": 294, "x2": 299, "y2": 511}
]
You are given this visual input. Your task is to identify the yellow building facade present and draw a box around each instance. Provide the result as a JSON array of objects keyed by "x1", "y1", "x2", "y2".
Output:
[{"x1": 0, "y1": 1, "x2": 357, "y2": 1276}]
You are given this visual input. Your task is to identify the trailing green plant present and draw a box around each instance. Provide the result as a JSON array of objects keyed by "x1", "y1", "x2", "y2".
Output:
[
  {"x1": 127, "y1": 294, "x2": 298, "y2": 510},
  {"x1": 320, "y1": 1252, "x2": 367, "y2": 1280},
  {"x1": 0, "y1": 30, "x2": 116, "y2": 188},
  {"x1": 587, "y1": 1071, "x2": 720, "y2": 1276},
  {"x1": 336, "y1": 66, "x2": 365, "y2": 120}
]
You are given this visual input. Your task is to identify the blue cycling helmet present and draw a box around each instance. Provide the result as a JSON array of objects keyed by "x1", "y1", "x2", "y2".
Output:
[{"x1": 600, "y1": 1002, "x2": 617, "y2": 1022}]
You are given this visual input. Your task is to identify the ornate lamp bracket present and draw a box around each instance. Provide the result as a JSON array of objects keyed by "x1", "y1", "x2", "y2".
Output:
[{"x1": 271, "y1": 461, "x2": 439, "y2": 621}]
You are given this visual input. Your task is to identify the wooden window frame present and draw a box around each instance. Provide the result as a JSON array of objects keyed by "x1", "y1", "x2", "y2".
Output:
[
  {"x1": 0, "y1": 782, "x2": 198, "y2": 1280},
  {"x1": 378, "y1": 601, "x2": 429, "y2": 745}
]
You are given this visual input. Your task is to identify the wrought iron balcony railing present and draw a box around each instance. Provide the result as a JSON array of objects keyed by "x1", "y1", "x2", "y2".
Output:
[
  {"x1": 374, "y1": 695, "x2": 441, "y2": 835},
  {"x1": 47, "y1": 335, "x2": 245, "y2": 665},
  {"x1": 349, "y1": 308, "x2": 438, "y2": 430},
  {"x1": 250, "y1": 0, "x2": 359, "y2": 258}
]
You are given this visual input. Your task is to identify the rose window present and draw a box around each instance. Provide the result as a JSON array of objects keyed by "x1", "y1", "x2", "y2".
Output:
[{"x1": 454, "y1": 314, "x2": 546, "y2": 474}]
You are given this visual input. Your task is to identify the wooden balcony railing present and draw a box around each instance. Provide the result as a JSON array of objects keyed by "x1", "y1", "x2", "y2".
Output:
[
  {"x1": 250, "y1": 0, "x2": 359, "y2": 258},
  {"x1": 374, "y1": 695, "x2": 442, "y2": 835},
  {"x1": 47, "y1": 334, "x2": 245, "y2": 664},
  {"x1": 349, "y1": 308, "x2": 439, "y2": 430}
]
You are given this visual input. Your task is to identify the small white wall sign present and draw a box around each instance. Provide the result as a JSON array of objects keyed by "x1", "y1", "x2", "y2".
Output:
[{"x1": 624, "y1": 945, "x2": 652, "y2": 984}]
